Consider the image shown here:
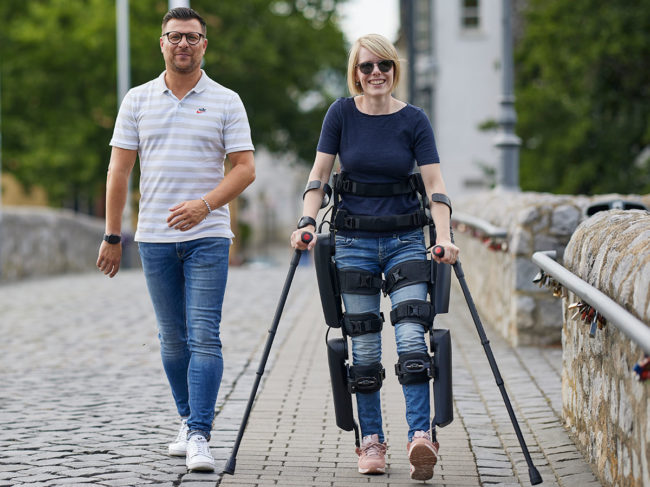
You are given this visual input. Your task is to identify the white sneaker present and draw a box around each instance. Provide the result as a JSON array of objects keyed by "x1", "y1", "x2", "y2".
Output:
[
  {"x1": 168, "y1": 419, "x2": 188, "y2": 457},
  {"x1": 185, "y1": 435, "x2": 215, "y2": 472}
]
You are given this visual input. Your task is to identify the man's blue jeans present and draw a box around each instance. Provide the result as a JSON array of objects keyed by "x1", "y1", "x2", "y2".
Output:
[
  {"x1": 138, "y1": 237, "x2": 230, "y2": 440},
  {"x1": 335, "y1": 229, "x2": 430, "y2": 443}
]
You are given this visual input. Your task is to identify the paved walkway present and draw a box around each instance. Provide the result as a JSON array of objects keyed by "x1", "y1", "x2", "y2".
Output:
[{"x1": 0, "y1": 255, "x2": 601, "y2": 486}]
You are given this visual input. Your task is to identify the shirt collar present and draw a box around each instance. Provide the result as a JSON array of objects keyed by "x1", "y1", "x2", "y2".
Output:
[{"x1": 156, "y1": 69, "x2": 209, "y2": 95}]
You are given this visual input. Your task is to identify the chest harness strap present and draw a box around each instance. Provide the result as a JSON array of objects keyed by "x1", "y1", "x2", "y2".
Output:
[{"x1": 331, "y1": 172, "x2": 428, "y2": 233}]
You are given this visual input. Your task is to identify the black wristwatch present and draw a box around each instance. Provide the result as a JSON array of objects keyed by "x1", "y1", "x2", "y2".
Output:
[
  {"x1": 103, "y1": 233, "x2": 122, "y2": 244},
  {"x1": 297, "y1": 216, "x2": 317, "y2": 229}
]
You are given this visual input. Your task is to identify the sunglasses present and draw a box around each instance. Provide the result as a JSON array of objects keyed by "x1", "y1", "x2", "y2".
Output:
[{"x1": 356, "y1": 60, "x2": 394, "y2": 75}]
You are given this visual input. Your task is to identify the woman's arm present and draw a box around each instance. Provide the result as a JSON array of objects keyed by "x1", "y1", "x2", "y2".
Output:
[
  {"x1": 420, "y1": 163, "x2": 459, "y2": 264},
  {"x1": 290, "y1": 151, "x2": 337, "y2": 250}
]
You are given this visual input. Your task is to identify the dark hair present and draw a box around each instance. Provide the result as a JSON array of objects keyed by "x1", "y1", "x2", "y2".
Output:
[{"x1": 162, "y1": 7, "x2": 206, "y2": 35}]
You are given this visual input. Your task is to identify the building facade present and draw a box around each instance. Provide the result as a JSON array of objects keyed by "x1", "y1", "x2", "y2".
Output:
[{"x1": 398, "y1": 0, "x2": 507, "y2": 198}]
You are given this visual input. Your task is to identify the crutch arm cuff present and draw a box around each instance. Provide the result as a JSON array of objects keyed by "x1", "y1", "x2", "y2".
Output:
[
  {"x1": 430, "y1": 193, "x2": 452, "y2": 216},
  {"x1": 303, "y1": 180, "x2": 332, "y2": 208}
]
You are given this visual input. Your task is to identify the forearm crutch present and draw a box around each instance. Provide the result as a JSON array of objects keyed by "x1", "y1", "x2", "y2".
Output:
[
  {"x1": 433, "y1": 245, "x2": 543, "y2": 485},
  {"x1": 223, "y1": 232, "x2": 313, "y2": 475}
]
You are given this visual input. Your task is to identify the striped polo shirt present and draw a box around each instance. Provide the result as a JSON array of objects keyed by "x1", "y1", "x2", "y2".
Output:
[{"x1": 110, "y1": 70, "x2": 255, "y2": 243}]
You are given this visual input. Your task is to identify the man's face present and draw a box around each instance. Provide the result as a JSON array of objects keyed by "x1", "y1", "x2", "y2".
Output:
[{"x1": 160, "y1": 18, "x2": 207, "y2": 74}]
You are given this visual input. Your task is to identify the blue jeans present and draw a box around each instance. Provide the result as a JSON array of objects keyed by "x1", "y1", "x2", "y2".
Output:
[
  {"x1": 138, "y1": 237, "x2": 230, "y2": 441},
  {"x1": 335, "y1": 229, "x2": 430, "y2": 443}
]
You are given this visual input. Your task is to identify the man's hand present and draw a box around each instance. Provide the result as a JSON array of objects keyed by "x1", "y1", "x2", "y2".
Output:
[
  {"x1": 97, "y1": 241, "x2": 123, "y2": 278},
  {"x1": 167, "y1": 199, "x2": 209, "y2": 231}
]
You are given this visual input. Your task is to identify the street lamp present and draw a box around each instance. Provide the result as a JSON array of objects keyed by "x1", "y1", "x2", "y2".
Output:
[
  {"x1": 495, "y1": 0, "x2": 521, "y2": 191},
  {"x1": 116, "y1": 0, "x2": 132, "y2": 236},
  {"x1": 0, "y1": 71, "x2": 3, "y2": 279}
]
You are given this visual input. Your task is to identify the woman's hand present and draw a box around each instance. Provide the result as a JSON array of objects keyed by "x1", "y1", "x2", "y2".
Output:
[
  {"x1": 431, "y1": 240, "x2": 459, "y2": 264},
  {"x1": 291, "y1": 227, "x2": 317, "y2": 250}
]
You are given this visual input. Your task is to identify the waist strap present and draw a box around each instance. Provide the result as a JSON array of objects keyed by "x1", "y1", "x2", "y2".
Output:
[{"x1": 334, "y1": 209, "x2": 427, "y2": 232}]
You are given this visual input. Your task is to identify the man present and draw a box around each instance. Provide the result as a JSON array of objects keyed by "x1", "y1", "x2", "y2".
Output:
[{"x1": 97, "y1": 7, "x2": 255, "y2": 472}]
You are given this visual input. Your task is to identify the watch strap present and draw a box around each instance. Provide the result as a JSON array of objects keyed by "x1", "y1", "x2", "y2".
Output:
[{"x1": 103, "y1": 233, "x2": 122, "y2": 244}]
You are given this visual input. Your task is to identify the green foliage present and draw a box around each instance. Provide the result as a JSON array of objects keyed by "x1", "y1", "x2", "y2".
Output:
[
  {"x1": 515, "y1": 0, "x2": 650, "y2": 195},
  {"x1": 0, "y1": 0, "x2": 347, "y2": 208}
]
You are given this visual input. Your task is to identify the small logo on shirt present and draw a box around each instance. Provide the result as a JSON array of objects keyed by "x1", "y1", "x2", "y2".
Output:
[{"x1": 196, "y1": 107, "x2": 207, "y2": 114}]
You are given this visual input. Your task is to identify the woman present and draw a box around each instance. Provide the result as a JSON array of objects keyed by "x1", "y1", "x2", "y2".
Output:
[{"x1": 290, "y1": 34, "x2": 459, "y2": 481}]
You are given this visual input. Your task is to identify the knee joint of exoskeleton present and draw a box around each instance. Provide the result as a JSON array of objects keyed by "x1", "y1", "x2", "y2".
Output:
[
  {"x1": 395, "y1": 351, "x2": 433, "y2": 385},
  {"x1": 348, "y1": 362, "x2": 385, "y2": 394}
]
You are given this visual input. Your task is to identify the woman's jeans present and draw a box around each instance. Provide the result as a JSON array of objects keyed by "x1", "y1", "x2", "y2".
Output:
[
  {"x1": 139, "y1": 237, "x2": 230, "y2": 441},
  {"x1": 335, "y1": 229, "x2": 430, "y2": 443}
]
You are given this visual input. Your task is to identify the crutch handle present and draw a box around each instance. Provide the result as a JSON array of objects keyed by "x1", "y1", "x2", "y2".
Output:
[
  {"x1": 432, "y1": 245, "x2": 445, "y2": 258},
  {"x1": 301, "y1": 231, "x2": 313, "y2": 244}
]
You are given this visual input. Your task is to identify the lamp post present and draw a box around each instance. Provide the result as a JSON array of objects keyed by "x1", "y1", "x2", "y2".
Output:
[
  {"x1": 495, "y1": 0, "x2": 520, "y2": 191},
  {"x1": 406, "y1": 0, "x2": 416, "y2": 105},
  {"x1": 0, "y1": 72, "x2": 3, "y2": 279},
  {"x1": 116, "y1": 0, "x2": 133, "y2": 237}
]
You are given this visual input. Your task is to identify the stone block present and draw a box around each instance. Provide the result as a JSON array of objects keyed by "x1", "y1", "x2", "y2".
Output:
[
  {"x1": 510, "y1": 228, "x2": 532, "y2": 255},
  {"x1": 514, "y1": 257, "x2": 541, "y2": 292},
  {"x1": 550, "y1": 205, "x2": 581, "y2": 237}
]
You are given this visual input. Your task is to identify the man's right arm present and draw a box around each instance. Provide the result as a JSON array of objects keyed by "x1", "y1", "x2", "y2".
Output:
[{"x1": 96, "y1": 147, "x2": 137, "y2": 278}]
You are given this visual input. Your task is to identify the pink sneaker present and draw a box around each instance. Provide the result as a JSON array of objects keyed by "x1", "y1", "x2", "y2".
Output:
[
  {"x1": 355, "y1": 434, "x2": 387, "y2": 475},
  {"x1": 407, "y1": 430, "x2": 439, "y2": 481}
]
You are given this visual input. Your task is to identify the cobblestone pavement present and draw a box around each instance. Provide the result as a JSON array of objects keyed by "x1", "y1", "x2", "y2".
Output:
[{"x1": 0, "y1": 255, "x2": 601, "y2": 486}]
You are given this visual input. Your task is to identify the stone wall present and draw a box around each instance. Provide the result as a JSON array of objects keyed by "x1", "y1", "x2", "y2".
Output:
[
  {"x1": 0, "y1": 207, "x2": 107, "y2": 281},
  {"x1": 562, "y1": 210, "x2": 650, "y2": 487},
  {"x1": 454, "y1": 191, "x2": 650, "y2": 347}
]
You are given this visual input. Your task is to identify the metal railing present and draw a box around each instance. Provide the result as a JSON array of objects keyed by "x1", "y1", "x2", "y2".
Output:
[
  {"x1": 532, "y1": 250, "x2": 650, "y2": 355},
  {"x1": 452, "y1": 212, "x2": 508, "y2": 251},
  {"x1": 452, "y1": 212, "x2": 508, "y2": 239}
]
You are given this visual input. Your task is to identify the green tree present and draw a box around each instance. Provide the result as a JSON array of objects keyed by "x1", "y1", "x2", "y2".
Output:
[
  {"x1": 0, "y1": 0, "x2": 347, "y2": 209},
  {"x1": 515, "y1": 0, "x2": 650, "y2": 195}
]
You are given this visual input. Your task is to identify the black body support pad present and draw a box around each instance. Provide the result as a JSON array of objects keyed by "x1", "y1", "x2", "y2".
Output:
[
  {"x1": 326, "y1": 337, "x2": 356, "y2": 432},
  {"x1": 314, "y1": 233, "x2": 343, "y2": 328},
  {"x1": 432, "y1": 260, "x2": 451, "y2": 314},
  {"x1": 431, "y1": 328, "x2": 453, "y2": 427}
]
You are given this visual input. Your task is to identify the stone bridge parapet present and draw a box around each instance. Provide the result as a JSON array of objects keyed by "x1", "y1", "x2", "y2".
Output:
[
  {"x1": 454, "y1": 191, "x2": 650, "y2": 347},
  {"x1": 562, "y1": 209, "x2": 649, "y2": 486},
  {"x1": 0, "y1": 207, "x2": 105, "y2": 281}
]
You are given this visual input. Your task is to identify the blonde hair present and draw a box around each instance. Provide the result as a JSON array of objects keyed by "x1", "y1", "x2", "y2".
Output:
[{"x1": 346, "y1": 34, "x2": 401, "y2": 95}]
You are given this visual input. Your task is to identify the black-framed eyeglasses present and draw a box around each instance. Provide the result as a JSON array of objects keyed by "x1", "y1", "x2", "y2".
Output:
[
  {"x1": 356, "y1": 60, "x2": 394, "y2": 75},
  {"x1": 162, "y1": 31, "x2": 205, "y2": 45}
]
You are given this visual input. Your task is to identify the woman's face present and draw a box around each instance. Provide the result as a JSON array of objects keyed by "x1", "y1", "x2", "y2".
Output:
[{"x1": 355, "y1": 47, "x2": 394, "y2": 96}]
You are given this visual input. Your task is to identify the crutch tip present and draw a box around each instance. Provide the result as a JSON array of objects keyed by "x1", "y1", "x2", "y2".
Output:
[
  {"x1": 223, "y1": 458, "x2": 236, "y2": 475},
  {"x1": 529, "y1": 466, "x2": 543, "y2": 485}
]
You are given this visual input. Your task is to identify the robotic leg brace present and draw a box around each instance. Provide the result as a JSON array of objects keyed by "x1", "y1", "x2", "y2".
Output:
[{"x1": 314, "y1": 232, "x2": 453, "y2": 447}]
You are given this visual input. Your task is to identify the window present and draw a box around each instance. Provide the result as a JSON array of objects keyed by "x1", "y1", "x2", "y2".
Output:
[{"x1": 461, "y1": 0, "x2": 480, "y2": 29}]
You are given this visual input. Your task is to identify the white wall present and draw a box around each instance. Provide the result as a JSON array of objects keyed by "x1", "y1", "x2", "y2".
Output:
[{"x1": 433, "y1": 0, "x2": 502, "y2": 198}]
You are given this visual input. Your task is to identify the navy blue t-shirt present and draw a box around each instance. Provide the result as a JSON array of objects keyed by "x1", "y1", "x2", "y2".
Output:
[{"x1": 317, "y1": 97, "x2": 440, "y2": 236}]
